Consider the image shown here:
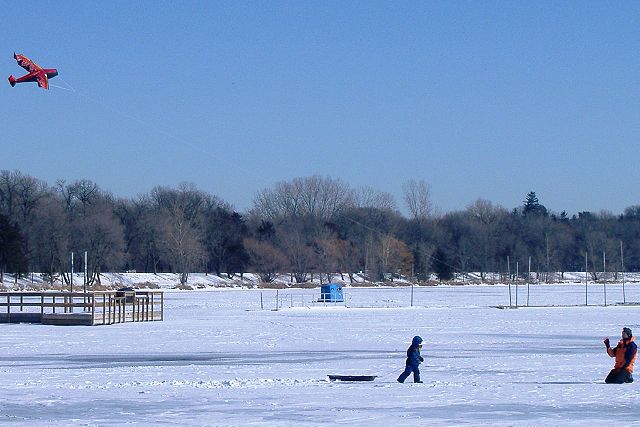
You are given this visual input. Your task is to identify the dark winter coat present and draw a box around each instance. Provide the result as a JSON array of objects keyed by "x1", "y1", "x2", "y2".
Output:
[{"x1": 405, "y1": 336, "x2": 424, "y2": 367}]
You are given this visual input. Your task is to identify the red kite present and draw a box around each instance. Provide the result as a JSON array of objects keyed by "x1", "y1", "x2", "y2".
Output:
[{"x1": 8, "y1": 53, "x2": 58, "y2": 90}]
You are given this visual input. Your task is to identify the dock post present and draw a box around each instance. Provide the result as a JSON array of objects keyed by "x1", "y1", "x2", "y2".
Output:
[
  {"x1": 91, "y1": 293, "x2": 96, "y2": 325},
  {"x1": 107, "y1": 294, "x2": 112, "y2": 324}
]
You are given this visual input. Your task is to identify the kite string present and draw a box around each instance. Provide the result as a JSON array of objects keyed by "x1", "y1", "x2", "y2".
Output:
[
  {"x1": 53, "y1": 77, "x2": 256, "y2": 175},
  {"x1": 50, "y1": 76, "x2": 76, "y2": 92},
  {"x1": 57, "y1": 80, "x2": 218, "y2": 161},
  {"x1": 49, "y1": 84, "x2": 75, "y2": 92}
]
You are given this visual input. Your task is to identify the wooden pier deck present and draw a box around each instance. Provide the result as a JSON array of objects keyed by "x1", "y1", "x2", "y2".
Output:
[{"x1": 0, "y1": 290, "x2": 163, "y2": 326}]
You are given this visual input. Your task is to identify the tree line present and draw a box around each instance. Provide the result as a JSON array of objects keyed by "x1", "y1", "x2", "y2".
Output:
[{"x1": 1, "y1": 169, "x2": 639, "y2": 285}]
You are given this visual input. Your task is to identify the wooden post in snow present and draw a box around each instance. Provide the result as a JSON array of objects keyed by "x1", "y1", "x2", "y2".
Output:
[
  {"x1": 585, "y1": 252, "x2": 588, "y2": 306},
  {"x1": 515, "y1": 261, "x2": 519, "y2": 307},
  {"x1": 507, "y1": 256, "x2": 512, "y2": 307},
  {"x1": 527, "y1": 256, "x2": 531, "y2": 307}
]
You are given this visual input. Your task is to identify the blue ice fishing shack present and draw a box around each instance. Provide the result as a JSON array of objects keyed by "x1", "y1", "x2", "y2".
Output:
[{"x1": 318, "y1": 283, "x2": 344, "y2": 302}]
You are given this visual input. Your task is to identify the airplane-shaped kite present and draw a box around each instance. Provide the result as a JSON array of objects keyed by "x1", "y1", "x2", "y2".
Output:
[{"x1": 8, "y1": 53, "x2": 58, "y2": 90}]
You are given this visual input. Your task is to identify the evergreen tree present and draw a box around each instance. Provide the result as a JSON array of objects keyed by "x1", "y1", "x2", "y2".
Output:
[
  {"x1": 523, "y1": 191, "x2": 548, "y2": 216},
  {"x1": 205, "y1": 208, "x2": 250, "y2": 276},
  {"x1": 0, "y1": 214, "x2": 27, "y2": 281},
  {"x1": 432, "y1": 247, "x2": 453, "y2": 281}
]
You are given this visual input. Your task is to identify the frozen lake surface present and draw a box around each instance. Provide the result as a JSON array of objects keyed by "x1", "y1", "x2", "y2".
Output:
[{"x1": 1, "y1": 284, "x2": 638, "y2": 425}]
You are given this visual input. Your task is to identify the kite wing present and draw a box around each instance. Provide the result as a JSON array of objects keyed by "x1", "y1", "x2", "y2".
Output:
[
  {"x1": 36, "y1": 73, "x2": 49, "y2": 89},
  {"x1": 14, "y1": 53, "x2": 42, "y2": 73}
]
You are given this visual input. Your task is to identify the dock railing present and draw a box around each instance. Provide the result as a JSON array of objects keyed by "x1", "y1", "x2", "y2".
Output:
[{"x1": 0, "y1": 291, "x2": 163, "y2": 325}]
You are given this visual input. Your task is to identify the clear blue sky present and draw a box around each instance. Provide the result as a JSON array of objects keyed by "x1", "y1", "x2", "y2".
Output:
[{"x1": 3, "y1": 1, "x2": 638, "y2": 215}]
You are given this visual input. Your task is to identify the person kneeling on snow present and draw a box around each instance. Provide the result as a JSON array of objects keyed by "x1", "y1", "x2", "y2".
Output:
[
  {"x1": 397, "y1": 335, "x2": 424, "y2": 383},
  {"x1": 604, "y1": 327, "x2": 637, "y2": 384}
]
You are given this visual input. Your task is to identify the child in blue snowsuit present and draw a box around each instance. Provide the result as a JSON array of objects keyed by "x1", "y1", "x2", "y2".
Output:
[{"x1": 397, "y1": 335, "x2": 424, "y2": 383}]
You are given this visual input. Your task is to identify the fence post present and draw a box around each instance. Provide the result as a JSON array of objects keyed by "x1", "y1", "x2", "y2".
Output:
[{"x1": 91, "y1": 293, "x2": 95, "y2": 325}]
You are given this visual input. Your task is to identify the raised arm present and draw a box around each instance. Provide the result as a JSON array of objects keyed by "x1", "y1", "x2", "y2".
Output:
[{"x1": 604, "y1": 337, "x2": 616, "y2": 357}]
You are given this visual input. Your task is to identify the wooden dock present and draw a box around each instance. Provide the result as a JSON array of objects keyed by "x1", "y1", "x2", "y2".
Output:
[{"x1": 0, "y1": 290, "x2": 163, "y2": 326}]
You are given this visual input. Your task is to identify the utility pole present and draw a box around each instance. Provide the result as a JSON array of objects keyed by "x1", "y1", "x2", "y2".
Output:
[
  {"x1": 507, "y1": 256, "x2": 511, "y2": 307},
  {"x1": 603, "y1": 251, "x2": 607, "y2": 307},
  {"x1": 621, "y1": 241, "x2": 626, "y2": 304},
  {"x1": 410, "y1": 282, "x2": 414, "y2": 307}
]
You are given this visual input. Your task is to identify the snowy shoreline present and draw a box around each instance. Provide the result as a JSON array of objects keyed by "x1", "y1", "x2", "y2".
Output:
[{"x1": 2, "y1": 271, "x2": 640, "y2": 292}]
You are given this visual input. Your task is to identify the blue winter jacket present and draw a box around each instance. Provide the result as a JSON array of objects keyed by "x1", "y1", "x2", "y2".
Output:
[{"x1": 405, "y1": 336, "x2": 424, "y2": 367}]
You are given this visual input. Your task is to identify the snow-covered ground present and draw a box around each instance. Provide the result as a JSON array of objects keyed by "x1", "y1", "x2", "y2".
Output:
[{"x1": 1, "y1": 284, "x2": 638, "y2": 425}]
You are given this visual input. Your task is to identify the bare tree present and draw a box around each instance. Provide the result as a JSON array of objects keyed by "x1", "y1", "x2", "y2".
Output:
[
  {"x1": 151, "y1": 184, "x2": 209, "y2": 285},
  {"x1": 30, "y1": 195, "x2": 69, "y2": 284},
  {"x1": 315, "y1": 237, "x2": 340, "y2": 283},
  {"x1": 340, "y1": 239, "x2": 362, "y2": 283},
  {"x1": 252, "y1": 175, "x2": 354, "y2": 220},
  {"x1": 118, "y1": 195, "x2": 166, "y2": 273},
  {"x1": 56, "y1": 179, "x2": 101, "y2": 214},
  {"x1": 278, "y1": 224, "x2": 316, "y2": 283},
  {"x1": 466, "y1": 199, "x2": 508, "y2": 279},
  {"x1": 0, "y1": 170, "x2": 22, "y2": 221},
  {"x1": 378, "y1": 235, "x2": 413, "y2": 281},
  {"x1": 353, "y1": 186, "x2": 396, "y2": 211},
  {"x1": 72, "y1": 198, "x2": 125, "y2": 285},
  {"x1": 403, "y1": 179, "x2": 432, "y2": 220},
  {"x1": 244, "y1": 238, "x2": 288, "y2": 283},
  {"x1": 0, "y1": 170, "x2": 50, "y2": 270}
]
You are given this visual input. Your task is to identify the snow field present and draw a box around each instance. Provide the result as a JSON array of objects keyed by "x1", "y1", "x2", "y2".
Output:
[{"x1": 1, "y1": 285, "x2": 638, "y2": 425}]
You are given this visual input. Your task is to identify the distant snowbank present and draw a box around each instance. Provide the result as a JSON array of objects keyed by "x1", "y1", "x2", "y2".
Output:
[
  {"x1": 2, "y1": 271, "x2": 640, "y2": 291},
  {"x1": 1, "y1": 272, "x2": 365, "y2": 291}
]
